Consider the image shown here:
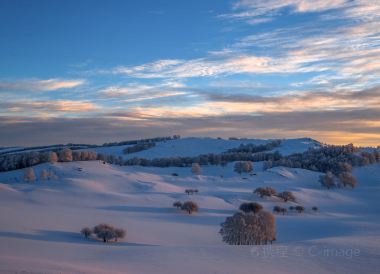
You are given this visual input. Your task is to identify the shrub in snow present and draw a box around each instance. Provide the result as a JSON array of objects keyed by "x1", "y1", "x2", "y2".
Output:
[
  {"x1": 319, "y1": 171, "x2": 336, "y2": 189},
  {"x1": 191, "y1": 163, "x2": 202, "y2": 175},
  {"x1": 278, "y1": 191, "x2": 296, "y2": 202},
  {"x1": 295, "y1": 206, "x2": 305, "y2": 213},
  {"x1": 234, "y1": 161, "x2": 253, "y2": 174},
  {"x1": 273, "y1": 206, "x2": 287, "y2": 215},
  {"x1": 173, "y1": 201, "x2": 182, "y2": 209},
  {"x1": 93, "y1": 224, "x2": 126, "y2": 243},
  {"x1": 24, "y1": 167, "x2": 36, "y2": 182},
  {"x1": 289, "y1": 206, "x2": 295, "y2": 211},
  {"x1": 81, "y1": 227, "x2": 92, "y2": 239},
  {"x1": 254, "y1": 187, "x2": 277, "y2": 198},
  {"x1": 312, "y1": 206, "x2": 318, "y2": 212},
  {"x1": 239, "y1": 202, "x2": 263, "y2": 215},
  {"x1": 338, "y1": 172, "x2": 358, "y2": 188},
  {"x1": 220, "y1": 211, "x2": 276, "y2": 245},
  {"x1": 181, "y1": 201, "x2": 199, "y2": 214}
]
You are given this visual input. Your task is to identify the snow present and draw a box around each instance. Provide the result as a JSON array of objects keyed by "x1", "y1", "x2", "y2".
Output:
[{"x1": 0, "y1": 139, "x2": 379, "y2": 274}]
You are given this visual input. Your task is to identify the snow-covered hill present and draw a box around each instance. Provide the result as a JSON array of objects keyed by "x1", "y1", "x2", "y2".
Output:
[
  {"x1": 0, "y1": 147, "x2": 379, "y2": 274},
  {"x1": 84, "y1": 137, "x2": 320, "y2": 160}
]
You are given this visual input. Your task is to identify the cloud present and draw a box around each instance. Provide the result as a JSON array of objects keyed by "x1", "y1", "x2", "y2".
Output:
[
  {"x1": 0, "y1": 100, "x2": 98, "y2": 117},
  {"x1": 1, "y1": 107, "x2": 379, "y2": 147},
  {"x1": 0, "y1": 78, "x2": 85, "y2": 92}
]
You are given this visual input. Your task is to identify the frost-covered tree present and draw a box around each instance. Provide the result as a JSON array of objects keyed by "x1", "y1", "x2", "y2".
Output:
[
  {"x1": 24, "y1": 167, "x2": 36, "y2": 182},
  {"x1": 58, "y1": 148, "x2": 73, "y2": 162},
  {"x1": 338, "y1": 172, "x2": 358, "y2": 188},
  {"x1": 234, "y1": 161, "x2": 253, "y2": 174},
  {"x1": 81, "y1": 227, "x2": 92, "y2": 239},
  {"x1": 40, "y1": 169, "x2": 49, "y2": 180},
  {"x1": 191, "y1": 163, "x2": 202, "y2": 175},
  {"x1": 181, "y1": 201, "x2": 199, "y2": 214},
  {"x1": 219, "y1": 211, "x2": 276, "y2": 245},
  {"x1": 239, "y1": 202, "x2": 263, "y2": 215},
  {"x1": 277, "y1": 191, "x2": 296, "y2": 202},
  {"x1": 319, "y1": 171, "x2": 336, "y2": 189},
  {"x1": 48, "y1": 152, "x2": 58, "y2": 163}
]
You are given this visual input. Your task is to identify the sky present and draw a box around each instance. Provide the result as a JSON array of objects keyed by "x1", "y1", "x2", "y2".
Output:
[{"x1": 0, "y1": 0, "x2": 380, "y2": 147}]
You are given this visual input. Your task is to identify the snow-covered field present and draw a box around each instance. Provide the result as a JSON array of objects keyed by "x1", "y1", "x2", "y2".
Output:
[{"x1": 0, "y1": 138, "x2": 379, "y2": 274}]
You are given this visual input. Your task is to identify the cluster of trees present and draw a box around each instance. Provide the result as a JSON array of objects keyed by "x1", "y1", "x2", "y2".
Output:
[
  {"x1": 102, "y1": 135, "x2": 180, "y2": 147},
  {"x1": 288, "y1": 206, "x2": 305, "y2": 213},
  {"x1": 0, "y1": 149, "x2": 98, "y2": 172},
  {"x1": 220, "y1": 210, "x2": 276, "y2": 245},
  {"x1": 273, "y1": 206, "x2": 287, "y2": 215},
  {"x1": 81, "y1": 224, "x2": 126, "y2": 243},
  {"x1": 24, "y1": 167, "x2": 58, "y2": 182},
  {"x1": 319, "y1": 170, "x2": 357, "y2": 188},
  {"x1": 234, "y1": 161, "x2": 253, "y2": 174},
  {"x1": 227, "y1": 140, "x2": 281, "y2": 154},
  {"x1": 172, "y1": 201, "x2": 199, "y2": 214},
  {"x1": 263, "y1": 144, "x2": 380, "y2": 174},
  {"x1": 253, "y1": 187, "x2": 277, "y2": 198},
  {"x1": 253, "y1": 187, "x2": 296, "y2": 202},
  {"x1": 185, "y1": 189, "x2": 199, "y2": 195},
  {"x1": 123, "y1": 142, "x2": 156, "y2": 154},
  {"x1": 121, "y1": 147, "x2": 282, "y2": 168}
]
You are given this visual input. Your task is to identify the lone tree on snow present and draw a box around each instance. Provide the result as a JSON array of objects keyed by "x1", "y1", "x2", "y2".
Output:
[
  {"x1": 24, "y1": 167, "x2": 36, "y2": 182},
  {"x1": 181, "y1": 201, "x2": 199, "y2": 214},
  {"x1": 220, "y1": 211, "x2": 276, "y2": 245},
  {"x1": 239, "y1": 202, "x2": 263, "y2": 215}
]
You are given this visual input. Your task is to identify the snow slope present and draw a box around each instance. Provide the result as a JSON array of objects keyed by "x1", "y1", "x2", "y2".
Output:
[{"x1": 0, "y1": 157, "x2": 379, "y2": 274}]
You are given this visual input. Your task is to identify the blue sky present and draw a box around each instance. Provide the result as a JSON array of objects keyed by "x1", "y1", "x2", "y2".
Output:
[{"x1": 0, "y1": 0, "x2": 380, "y2": 146}]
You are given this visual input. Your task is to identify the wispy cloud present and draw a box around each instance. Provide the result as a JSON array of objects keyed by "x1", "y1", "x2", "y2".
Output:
[{"x1": 0, "y1": 78, "x2": 85, "y2": 92}]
